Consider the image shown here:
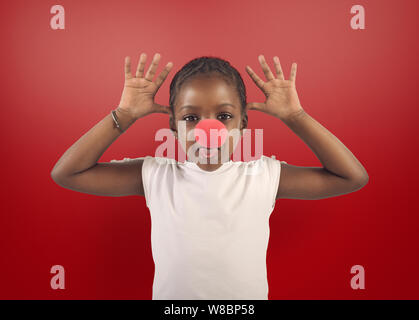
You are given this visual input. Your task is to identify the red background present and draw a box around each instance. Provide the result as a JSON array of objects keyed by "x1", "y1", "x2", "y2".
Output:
[{"x1": 1, "y1": 0, "x2": 418, "y2": 299}]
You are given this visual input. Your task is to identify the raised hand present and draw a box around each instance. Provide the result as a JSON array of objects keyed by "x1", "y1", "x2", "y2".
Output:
[
  {"x1": 245, "y1": 55, "x2": 304, "y2": 121},
  {"x1": 118, "y1": 53, "x2": 174, "y2": 120}
]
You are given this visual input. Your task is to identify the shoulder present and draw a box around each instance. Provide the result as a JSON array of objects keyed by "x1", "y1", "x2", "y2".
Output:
[
  {"x1": 260, "y1": 154, "x2": 287, "y2": 164},
  {"x1": 256, "y1": 155, "x2": 287, "y2": 169},
  {"x1": 256, "y1": 155, "x2": 287, "y2": 180},
  {"x1": 229, "y1": 155, "x2": 286, "y2": 176},
  {"x1": 110, "y1": 157, "x2": 143, "y2": 163},
  {"x1": 136, "y1": 156, "x2": 183, "y2": 175},
  {"x1": 109, "y1": 156, "x2": 177, "y2": 174},
  {"x1": 110, "y1": 156, "x2": 178, "y2": 165}
]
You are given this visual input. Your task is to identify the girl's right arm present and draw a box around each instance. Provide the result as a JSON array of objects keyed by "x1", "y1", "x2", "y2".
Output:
[{"x1": 50, "y1": 53, "x2": 173, "y2": 197}]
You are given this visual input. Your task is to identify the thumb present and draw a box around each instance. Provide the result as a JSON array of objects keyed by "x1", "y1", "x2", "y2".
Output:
[
  {"x1": 153, "y1": 103, "x2": 172, "y2": 114},
  {"x1": 246, "y1": 102, "x2": 265, "y2": 112}
]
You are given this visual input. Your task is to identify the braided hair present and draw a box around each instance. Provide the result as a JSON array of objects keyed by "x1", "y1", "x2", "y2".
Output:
[{"x1": 169, "y1": 56, "x2": 247, "y2": 116}]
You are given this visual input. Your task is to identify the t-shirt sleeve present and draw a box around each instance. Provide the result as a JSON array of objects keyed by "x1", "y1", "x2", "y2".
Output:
[
  {"x1": 109, "y1": 157, "x2": 137, "y2": 163},
  {"x1": 263, "y1": 155, "x2": 287, "y2": 208},
  {"x1": 109, "y1": 156, "x2": 154, "y2": 206},
  {"x1": 140, "y1": 156, "x2": 155, "y2": 208}
]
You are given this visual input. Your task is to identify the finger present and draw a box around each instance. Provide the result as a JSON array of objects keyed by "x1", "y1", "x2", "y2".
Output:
[
  {"x1": 144, "y1": 53, "x2": 161, "y2": 82},
  {"x1": 290, "y1": 63, "x2": 297, "y2": 83},
  {"x1": 258, "y1": 55, "x2": 275, "y2": 81},
  {"x1": 154, "y1": 62, "x2": 174, "y2": 88},
  {"x1": 245, "y1": 65, "x2": 265, "y2": 90},
  {"x1": 246, "y1": 102, "x2": 265, "y2": 111},
  {"x1": 124, "y1": 56, "x2": 132, "y2": 80},
  {"x1": 152, "y1": 102, "x2": 172, "y2": 114},
  {"x1": 135, "y1": 53, "x2": 147, "y2": 78},
  {"x1": 273, "y1": 56, "x2": 285, "y2": 80}
]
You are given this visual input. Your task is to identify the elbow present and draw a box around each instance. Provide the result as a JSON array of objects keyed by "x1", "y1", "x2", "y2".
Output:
[
  {"x1": 50, "y1": 169, "x2": 66, "y2": 186},
  {"x1": 350, "y1": 173, "x2": 369, "y2": 190},
  {"x1": 346, "y1": 165, "x2": 369, "y2": 190},
  {"x1": 50, "y1": 169, "x2": 60, "y2": 184}
]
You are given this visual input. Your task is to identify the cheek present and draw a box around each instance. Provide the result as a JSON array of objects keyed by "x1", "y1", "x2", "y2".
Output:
[
  {"x1": 176, "y1": 121, "x2": 194, "y2": 139},
  {"x1": 225, "y1": 118, "x2": 242, "y2": 132},
  {"x1": 228, "y1": 136, "x2": 235, "y2": 151},
  {"x1": 184, "y1": 128, "x2": 198, "y2": 151}
]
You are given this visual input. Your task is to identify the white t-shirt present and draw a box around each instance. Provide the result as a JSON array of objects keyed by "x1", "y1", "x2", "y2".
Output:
[{"x1": 112, "y1": 155, "x2": 285, "y2": 300}]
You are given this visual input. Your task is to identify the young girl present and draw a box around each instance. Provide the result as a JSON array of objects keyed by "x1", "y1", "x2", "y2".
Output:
[{"x1": 51, "y1": 52, "x2": 369, "y2": 300}]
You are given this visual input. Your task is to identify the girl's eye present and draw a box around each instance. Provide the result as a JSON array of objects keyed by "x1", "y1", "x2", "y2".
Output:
[
  {"x1": 183, "y1": 115, "x2": 198, "y2": 122},
  {"x1": 218, "y1": 113, "x2": 232, "y2": 121},
  {"x1": 183, "y1": 114, "x2": 232, "y2": 122}
]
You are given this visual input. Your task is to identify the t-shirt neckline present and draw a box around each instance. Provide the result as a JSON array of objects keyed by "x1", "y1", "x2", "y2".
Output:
[{"x1": 182, "y1": 159, "x2": 234, "y2": 175}]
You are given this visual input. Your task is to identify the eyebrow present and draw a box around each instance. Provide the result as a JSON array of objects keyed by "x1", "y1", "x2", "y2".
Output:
[{"x1": 178, "y1": 103, "x2": 236, "y2": 111}]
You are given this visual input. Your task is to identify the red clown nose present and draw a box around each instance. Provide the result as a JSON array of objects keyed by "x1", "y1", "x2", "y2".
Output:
[{"x1": 194, "y1": 119, "x2": 228, "y2": 149}]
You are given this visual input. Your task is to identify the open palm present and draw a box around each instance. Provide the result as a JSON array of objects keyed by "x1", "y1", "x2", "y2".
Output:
[
  {"x1": 245, "y1": 55, "x2": 304, "y2": 120},
  {"x1": 119, "y1": 53, "x2": 173, "y2": 119}
]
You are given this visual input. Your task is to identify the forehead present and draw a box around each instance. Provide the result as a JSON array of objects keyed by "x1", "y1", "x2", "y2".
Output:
[{"x1": 176, "y1": 76, "x2": 239, "y2": 106}]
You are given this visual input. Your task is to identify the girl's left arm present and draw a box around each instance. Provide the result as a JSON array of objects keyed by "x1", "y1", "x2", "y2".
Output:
[
  {"x1": 275, "y1": 109, "x2": 368, "y2": 200},
  {"x1": 245, "y1": 55, "x2": 369, "y2": 200}
]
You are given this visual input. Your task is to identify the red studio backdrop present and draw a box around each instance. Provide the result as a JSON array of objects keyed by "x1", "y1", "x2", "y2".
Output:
[{"x1": 0, "y1": 0, "x2": 418, "y2": 300}]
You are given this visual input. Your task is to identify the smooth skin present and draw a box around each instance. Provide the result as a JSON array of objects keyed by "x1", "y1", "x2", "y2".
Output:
[
  {"x1": 169, "y1": 75, "x2": 247, "y2": 172},
  {"x1": 51, "y1": 52, "x2": 369, "y2": 200}
]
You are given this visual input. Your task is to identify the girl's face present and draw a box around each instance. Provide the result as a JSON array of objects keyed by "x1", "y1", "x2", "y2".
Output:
[{"x1": 170, "y1": 74, "x2": 248, "y2": 171}]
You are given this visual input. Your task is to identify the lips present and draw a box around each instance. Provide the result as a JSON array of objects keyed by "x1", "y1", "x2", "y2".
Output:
[
  {"x1": 199, "y1": 147, "x2": 221, "y2": 151},
  {"x1": 198, "y1": 147, "x2": 220, "y2": 158}
]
